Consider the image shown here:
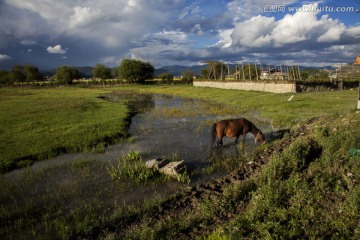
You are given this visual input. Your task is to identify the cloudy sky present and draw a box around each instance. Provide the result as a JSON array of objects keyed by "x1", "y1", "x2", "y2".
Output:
[{"x1": 0, "y1": 0, "x2": 360, "y2": 69}]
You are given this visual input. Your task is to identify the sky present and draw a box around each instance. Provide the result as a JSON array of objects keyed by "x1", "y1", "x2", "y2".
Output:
[{"x1": 0, "y1": 0, "x2": 360, "y2": 70}]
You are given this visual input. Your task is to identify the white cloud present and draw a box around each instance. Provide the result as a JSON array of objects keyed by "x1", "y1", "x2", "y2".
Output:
[
  {"x1": 128, "y1": 29, "x2": 193, "y2": 66},
  {"x1": 3, "y1": 0, "x2": 166, "y2": 48},
  {"x1": 0, "y1": 54, "x2": 12, "y2": 61},
  {"x1": 231, "y1": 15, "x2": 275, "y2": 48},
  {"x1": 191, "y1": 24, "x2": 204, "y2": 36},
  {"x1": 227, "y1": 0, "x2": 297, "y2": 21},
  {"x1": 153, "y1": 30, "x2": 189, "y2": 44},
  {"x1": 1, "y1": 0, "x2": 360, "y2": 68},
  {"x1": 229, "y1": 3, "x2": 360, "y2": 49},
  {"x1": 214, "y1": 29, "x2": 233, "y2": 48},
  {"x1": 47, "y1": 45, "x2": 66, "y2": 54},
  {"x1": 317, "y1": 25, "x2": 346, "y2": 42}
]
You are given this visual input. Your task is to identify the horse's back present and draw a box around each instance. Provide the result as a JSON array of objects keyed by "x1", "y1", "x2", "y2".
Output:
[{"x1": 216, "y1": 118, "x2": 247, "y2": 137}]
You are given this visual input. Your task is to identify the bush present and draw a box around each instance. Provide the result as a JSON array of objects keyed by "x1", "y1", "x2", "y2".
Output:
[
  {"x1": 159, "y1": 73, "x2": 174, "y2": 84},
  {"x1": 117, "y1": 59, "x2": 154, "y2": 84}
]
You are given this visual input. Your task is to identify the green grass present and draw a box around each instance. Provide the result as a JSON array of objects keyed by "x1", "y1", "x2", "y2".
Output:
[
  {"x1": 1, "y1": 85, "x2": 357, "y2": 173},
  {"x1": 116, "y1": 85, "x2": 357, "y2": 127},
  {"x1": 208, "y1": 112, "x2": 360, "y2": 239},
  {"x1": 0, "y1": 85, "x2": 359, "y2": 239},
  {"x1": 107, "y1": 151, "x2": 163, "y2": 184},
  {"x1": 0, "y1": 87, "x2": 130, "y2": 173},
  {"x1": 100, "y1": 111, "x2": 359, "y2": 240}
]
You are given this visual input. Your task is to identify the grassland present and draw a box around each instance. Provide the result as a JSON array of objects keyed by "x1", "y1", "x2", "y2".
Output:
[
  {"x1": 0, "y1": 85, "x2": 359, "y2": 239},
  {"x1": 0, "y1": 87, "x2": 130, "y2": 173},
  {"x1": 118, "y1": 85, "x2": 358, "y2": 127},
  {"x1": 0, "y1": 85, "x2": 358, "y2": 172}
]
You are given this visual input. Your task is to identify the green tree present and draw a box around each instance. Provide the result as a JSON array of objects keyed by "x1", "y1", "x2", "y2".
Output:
[
  {"x1": 92, "y1": 64, "x2": 112, "y2": 83},
  {"x1": 24, "y1": 65, "x2": 41, "y2": 82},
  {"x1": 204, "y1": 61, "x2": 229, "y2": 80},
  {"x1": 300, "y1": 71, "x2": 309, "y2": 80},
  {"x1": 200, "y1": 68, "x2": 209, "y2": 79},
  {"x1": 318, "y1": 70, "x2": 329, "y2": 81},
  {"x1": 0, "y1": 70, "x2": 11, "y2": 84},
  {"x1": 241, "y1": 64, "x2": 261, "y2": 80},
  {"x1": 10, "y1": 65, "x2": 26, "y2": 83},
  {"x1": 117, "y1": 59, "x2": 154, "y2": 84},
  {"x1": 56, "y1": 66, "x2": 79, "y2": 85},
  {"x1": 159, "y1": 73, "x2": 174, "y2": 84},
  {"x1": 181, "y1": 69, "x2": 194, "y2": 84}
]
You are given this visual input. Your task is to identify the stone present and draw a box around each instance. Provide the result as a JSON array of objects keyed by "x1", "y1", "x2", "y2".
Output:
[
  {"x1": 145, "y1": 158, "x2": 187, "y2": 180},
  {"x1": 145, "y1": 159, "x2": 158, "y2": 168},
  {"x1": 159, "y1": 160, "x2": 186, "y2": 179},
  {"x1": 145, "y1": 158, "x2": 170, "y2": 169}
]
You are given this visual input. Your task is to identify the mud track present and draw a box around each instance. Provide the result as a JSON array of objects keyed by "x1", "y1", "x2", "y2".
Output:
[{"x1": 89, "y1": 122, "x2": 315, "y2": 239}]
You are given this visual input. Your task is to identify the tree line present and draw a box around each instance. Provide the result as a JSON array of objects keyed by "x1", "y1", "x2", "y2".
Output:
[
  {"x1": 0, "y1": 59, "x2": 334, "y2": 85},
  {"x1": 0, "y1": 59, "x2": 158, "y2": 85}
]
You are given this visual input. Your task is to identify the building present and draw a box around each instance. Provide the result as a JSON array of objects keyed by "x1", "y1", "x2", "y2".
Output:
[{"x1": 337, "y1": 53, "x2": 360, "y2": 80}]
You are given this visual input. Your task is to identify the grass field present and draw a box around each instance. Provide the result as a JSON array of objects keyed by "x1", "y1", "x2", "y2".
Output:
[
  {"x1": 0, "y1": 85, "x2": 359, "y2": 239},
  {"x1": 0, "y1": 85, "x2": 358, "y2": 173},
  {"x1": 117, "y1": 85, "x2": 358, "y2": 127},
  {"x1": 0, "y1": 87, "x2": 130, "y2": 173}
]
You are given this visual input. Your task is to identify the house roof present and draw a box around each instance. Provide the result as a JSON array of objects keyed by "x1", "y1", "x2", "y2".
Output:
[{"x1": 354, "y1": 53, "x2": 360, "y2": 65}]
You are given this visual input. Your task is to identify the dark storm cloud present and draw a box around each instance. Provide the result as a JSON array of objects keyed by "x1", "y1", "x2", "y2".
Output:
[{"x1": 0, "y1": 0, "x2": 360, "y2": 69}]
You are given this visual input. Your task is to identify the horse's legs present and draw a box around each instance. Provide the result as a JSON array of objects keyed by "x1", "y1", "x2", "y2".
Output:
[
  {"x1": 216, "y1": 136, "x2": 223, "y2": 147},
  {"x1": 241, "y1": 132, "x2": 247, "y2": 147}
]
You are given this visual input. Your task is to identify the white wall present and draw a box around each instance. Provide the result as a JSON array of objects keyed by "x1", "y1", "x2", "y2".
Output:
[{"x1": 193, "y1": 81, "x2": 296, "y2": 93}]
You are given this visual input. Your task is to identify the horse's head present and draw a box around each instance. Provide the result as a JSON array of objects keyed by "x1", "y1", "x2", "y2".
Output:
[{"x1": 255, "y1": 131, "x2": 266, "y2": 145}]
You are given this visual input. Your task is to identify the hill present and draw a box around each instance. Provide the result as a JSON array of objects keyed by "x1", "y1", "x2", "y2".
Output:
[
  {"x1": 41, "y1": 66, "x2": 93, "y2": 78},
  {"x1": 155, "y1": 65, "x2": 205, "y2": 76}
]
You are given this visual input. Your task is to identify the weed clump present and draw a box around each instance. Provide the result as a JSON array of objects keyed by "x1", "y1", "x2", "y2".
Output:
[{"x1": 107, "y1": 151, "x2": 161, "y2": 184}]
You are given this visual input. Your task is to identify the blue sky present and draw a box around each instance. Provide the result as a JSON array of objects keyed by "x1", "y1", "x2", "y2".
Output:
[{"x1": 0, "y1": 0, "x2": 360, "y2": 70}]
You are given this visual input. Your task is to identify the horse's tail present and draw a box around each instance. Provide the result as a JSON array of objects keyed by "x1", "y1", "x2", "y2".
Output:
[{"x1": 210, "y1": 123, "x2": 216, "y2": 148}]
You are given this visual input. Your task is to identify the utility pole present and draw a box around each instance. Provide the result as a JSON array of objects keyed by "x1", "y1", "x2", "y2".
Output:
[
  {"x1": 242, "y1": 64, "x2": 245, "y2": 80},
  {"x1": 249, "y1": 64, "x2": 252, "y2": 80},
  {"x1": 358, "y1": 80, "x2": 360, "y2": 109},
  {"x1": 220, "y1": 60, "x2": 223, "y2": 80},
  {"x1": 255, "y1": 64, "x2": 259, "y2": 80}
]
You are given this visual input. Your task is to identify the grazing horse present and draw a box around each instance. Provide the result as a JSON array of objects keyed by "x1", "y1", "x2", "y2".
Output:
[{"x1": 210, "y1": 117, "x2": 266, "y2": 148}]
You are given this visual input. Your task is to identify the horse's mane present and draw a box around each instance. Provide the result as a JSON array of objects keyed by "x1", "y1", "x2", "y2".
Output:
[{"x1": 247, "y1": 119, "x2": 260, "y2": 134}]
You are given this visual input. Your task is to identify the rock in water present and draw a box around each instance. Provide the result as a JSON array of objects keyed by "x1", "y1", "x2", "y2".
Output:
[
  {"x1": 145, "y1": 158, "x2": 187, "y2": 179},
  {"x1": 159, "y1": 160, "x2": 186, "y2": 179}
]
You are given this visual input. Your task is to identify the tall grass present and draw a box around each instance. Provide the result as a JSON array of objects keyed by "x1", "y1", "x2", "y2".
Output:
[
  {"x1": 208, "y1": 112, "x2": 360, "y2": 239},
  {"x1": 107, "y1": 151, "x2": 161, "y2": 184}
]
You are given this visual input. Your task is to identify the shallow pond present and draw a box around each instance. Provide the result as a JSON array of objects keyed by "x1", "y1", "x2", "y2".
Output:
[{"x1": 0, "y1": 91, "x2": 276, "y2": 237}]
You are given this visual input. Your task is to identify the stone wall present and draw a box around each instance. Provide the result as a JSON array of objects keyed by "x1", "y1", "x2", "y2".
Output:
[
  {"x1": 193, "y1": 81, "x2": 359, "y2": 93},
  {"x1": 296, "y1": 81, "x2": 359, "y2": 92},
  {"x1": 193, "y1": 81, "x2": 296, "y2": 93}
]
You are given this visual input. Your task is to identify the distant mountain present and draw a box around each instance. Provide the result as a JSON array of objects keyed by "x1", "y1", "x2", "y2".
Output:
[
  {"x1": 8, "y1": 64, "x2": 338, "y2": 79},
  {"x1": 155, "y1": 64, "x2": 337, "y2": 77},
  {"x1": 41, "y1": 66, "x2": 93, "y2": 78},
  {"x1": 155, "y1": 65, "x2": 205, "y2": 76}
]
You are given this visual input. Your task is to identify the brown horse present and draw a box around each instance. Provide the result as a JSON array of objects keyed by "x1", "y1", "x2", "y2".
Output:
[{"x1": 210, "y1": 117, "x2": 266, "y2": 148}]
